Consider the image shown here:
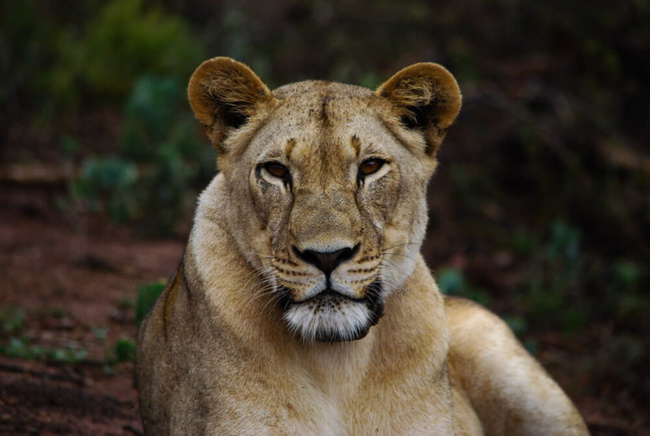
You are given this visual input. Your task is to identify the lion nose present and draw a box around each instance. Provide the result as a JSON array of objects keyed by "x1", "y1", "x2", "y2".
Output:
[{"x1": 293, "y1": 244, "x2": 359, "y2": 276}]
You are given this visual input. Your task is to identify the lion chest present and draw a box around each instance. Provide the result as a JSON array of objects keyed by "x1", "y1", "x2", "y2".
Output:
[{"x1": 211, "y1": 364, "x2": 455, "y2": 435}]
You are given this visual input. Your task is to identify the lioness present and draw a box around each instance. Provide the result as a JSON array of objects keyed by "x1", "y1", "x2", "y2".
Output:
[{"x1": 136, "y1": 57, "x2": 588, "y2": 435}]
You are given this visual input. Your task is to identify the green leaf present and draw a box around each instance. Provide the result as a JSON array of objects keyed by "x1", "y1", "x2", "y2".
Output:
[
  {"x1": 114, "y1": 339, "x2": 136, "y2": 362},
  {"x1": 437, "y1": 268, "x2": 465, "y2": 296},
  {"x1": 136, "y1": 279, "x2": 167, "y2": 325}
]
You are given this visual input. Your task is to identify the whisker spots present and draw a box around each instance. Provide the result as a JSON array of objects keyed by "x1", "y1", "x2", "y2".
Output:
[
  {"x1": 277, "y1": 276, "x2": 311, "y2": 286},
  {"x1": 357, "y1": 254, "x2": 382, "y2": 263},
  {"x1": 273, "y1": 266, "x2": 311, "y2": 277},
  {"x1": 340, "y1": 277, "x2": 377, "y2": 286},
  {"x1": 347, "y1": 267, "x2": 377, "y2": 274}
]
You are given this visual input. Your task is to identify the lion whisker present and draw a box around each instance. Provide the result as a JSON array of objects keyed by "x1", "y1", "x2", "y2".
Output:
[
  {"x1": 381, "y1": 251, "x2": 416, "y2": 261},
  {"x1": 381, "y1": 242, "x2": 419, "y2": 252},
  {"x1": 380, "y1": 258, "x2": 402, "y2": 271}
]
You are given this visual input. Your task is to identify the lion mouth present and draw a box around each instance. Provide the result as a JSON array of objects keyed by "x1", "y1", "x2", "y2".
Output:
[
  {"x1": 303, "y1": 288, "x2": 364, "y2": 303},
  {"x1": 278, "y1": 281, "x2": 385, "y2": 342}
]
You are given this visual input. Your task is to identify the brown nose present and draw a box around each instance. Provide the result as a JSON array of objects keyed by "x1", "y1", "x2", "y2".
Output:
[{"x1": 293, "y1": 245, "x2": 359, "y2": 276}]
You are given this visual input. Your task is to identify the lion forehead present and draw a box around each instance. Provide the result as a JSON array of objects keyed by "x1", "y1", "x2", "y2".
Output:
[
  {"x1": 248, "y1": 83, "x2": 398, "y2": 164},
  {"x1": 268, "y1": 81, "x2": 389, "y2": 127},
  {"x1": 273, "y1": 80, "x2": 376, "y2": 102}
]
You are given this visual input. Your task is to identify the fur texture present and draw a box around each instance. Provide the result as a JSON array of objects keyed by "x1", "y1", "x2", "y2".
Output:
[{"x1": 136, "y1": 57, "x2": 589, "y2": 435}]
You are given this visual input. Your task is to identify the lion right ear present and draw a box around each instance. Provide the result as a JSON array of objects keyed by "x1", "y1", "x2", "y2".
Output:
[
  {"x1": 376, "y1": 63, "x2": 461, "y2": 156},
  {"x1": 188, "y1": 57, "x2": 272, "y2": 152}
]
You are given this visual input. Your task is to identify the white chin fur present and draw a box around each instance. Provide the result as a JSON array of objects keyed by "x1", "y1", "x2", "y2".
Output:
[{"x1": 283, "y1": 297, "x2": 371, "y2": 342}]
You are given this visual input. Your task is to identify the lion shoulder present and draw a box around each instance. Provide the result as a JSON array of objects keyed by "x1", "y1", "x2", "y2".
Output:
[{"x1": 445, "y1": 296, "x2": 588, "y2": 435}]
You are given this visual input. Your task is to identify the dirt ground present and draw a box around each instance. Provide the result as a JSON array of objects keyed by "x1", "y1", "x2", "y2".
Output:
[
  {"x1": 0, "y1": 183, "x2": 646, "y2": 435},
  {"x1": 0, "y1": 184, "x2": 182, "y2": 435}
]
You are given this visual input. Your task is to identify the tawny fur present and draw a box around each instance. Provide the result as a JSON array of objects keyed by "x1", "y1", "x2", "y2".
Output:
[{"x1": 136, "y1": 57, "x2": 589, "y2": 435}]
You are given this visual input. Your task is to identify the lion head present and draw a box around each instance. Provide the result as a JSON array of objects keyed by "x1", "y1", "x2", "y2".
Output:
[{"x1": 188, "y1": 57, "x2": 461, "y2": 342}]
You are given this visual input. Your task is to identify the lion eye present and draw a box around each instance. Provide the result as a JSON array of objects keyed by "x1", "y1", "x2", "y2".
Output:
[
  {"x1": 264, "y1": 162, "x2": 289, "y2": 179},
  {"x1": 359, "y1": 159, "x2": 384, "y2": 176}
]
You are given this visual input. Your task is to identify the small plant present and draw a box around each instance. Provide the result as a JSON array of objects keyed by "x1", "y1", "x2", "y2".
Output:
[
  {"x1": 48, "y1": 307, "x2": 67, "y2": 319},
  {"x1": 72, "y1": 74, "x2": 215, "y2": 236},
  {"x1": 113, "y1": 338, "x2": 136, "y2": 362},
  {"x1": 0, "y1": 308, "x2": 25, "y2": 334},
  {"x1": 78, "y1": 0, "x2": 204, "y2": 99},
  {"x1": 522, "y1": 220, "x2": 586, "y2": 332},
  {"x1": 102, "y1": 338, "x2": 136, "y2": 373},
  {"x1": 136, "y1": 279, "x2": 167, "y2": 325},
  {"x1": 437, "y1": 268, "x2": 491, "y2": 306},
  {"x1": 91, "y1": 326, "x2": 109, "y2": 342},
  {"x1": 0, "y1": 308, "x2": 87, "y2": 364},
  {"x1": 73, "y1": 156, "x2": 139, "y2": 223},
  {"x1": 118, "y1": 296, "x2": 136, "y2": 311},
  {"x1": 608, "y1": 260, "x2": 647, "y2": 321},
  {"x1": 123, "y1": 74, "x2": 215, "y2": 236},
  {"x1": 0, "y1": 337, "x2": 88, "y2": 364},
  {"x1": 503, "y1": 315, "x2": 529, "y2": 336}
]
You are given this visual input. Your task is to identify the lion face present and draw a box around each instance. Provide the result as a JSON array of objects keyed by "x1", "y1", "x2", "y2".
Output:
[
  {"x1": 244, "y1": 85, "x2": 423, "y2": 342},
  {"x1": 188, "y1": 58, "x2": 461, "y2": 342}
]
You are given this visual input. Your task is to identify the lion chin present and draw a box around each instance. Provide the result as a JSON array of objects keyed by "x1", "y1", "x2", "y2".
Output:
[{"x1": 280, "y1": 283, "x2": 385, "y2": 342}]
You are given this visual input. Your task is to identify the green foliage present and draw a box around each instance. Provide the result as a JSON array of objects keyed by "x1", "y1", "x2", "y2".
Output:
[
  {"x1": 522, "y1": 220, "x2": 585, "y2": 332},
  {"x1": 523, "y1": 338, "x2": 539, "y2": 356},
  {"x1": 55, "y1": 2, "x2": 211, "y2": 235},
  {"x1": 0, "y1": 1, "x2": 69, "y2": 118},
  {"x1": 118, "y1": 296, "x2": 135, "y2": 311},
  {"x1": 73, "y1": 157, "x2": 138, "y2": 223},
  {"x1": 0, "y1": 308, "x2": 25, "y2": 334},
  {"x1": 123, "y1": 75, "x2": 215, "y2": 236},
  {"x1": 122, "y1": 74, "x2": 213, "y2": 172},
  {"x1": 136, "y1": 279, "x2": 167, "y2": 325},
  {"x1": 91, "y1": 326, "x2": 109, "y2": 343},
  {"x1": 0, "y1": 308, "x2": 87, "y2": 364},
  {"x1": 101, "y1": 337, "x2": 136, "y2": 373},
  {"x1": 0, "y1": 0, "x2": 203, "y2": 126},
  {"x1": 81, "y1": 0, "x2": 203, "y2": 99},
  {"x1": 437, "y1": 268, "x2": 491, "y2": 306},
  {"x1": 513, "y1": 221, "x2": 648, "y2": 336},
  {"x1": 437, "y1": 268, "x2": 464, "y2": 296},
  {"x1": 503, "y1": 315, "x2": 529, "y2": 336},
  {"x1": 53, "y1": 0, "x2": 204, "y2": 104},
  {"x1": 607, "y1": 260, "x2": 648, "y2": 320},
  {"x1": 71, "y1": 74, "x2": 215, "y2": 235},
  {"x1": 0, "y1": 336, "x2": 87, "y2": 364},
  {"x1": 48, "y1": 307, "x2": 66, "y2": 319},
  {"x1": 123, "y1": 75, "x2": 184, "y2": 161},
  {"x1": 545, "y1": 221, "x2": 581, "y2": 275},
  {"x1": 113, "y1": 338, "x2": 136, "y2": 362},
  {"x1": 612, "y1": 261, "x2": 641, "y2": 290}
]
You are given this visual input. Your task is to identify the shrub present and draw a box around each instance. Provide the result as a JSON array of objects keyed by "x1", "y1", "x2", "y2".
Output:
[
  {"x1": 114, "y1": 338, "x2": 136, "y2": 362},
  {"x1": 437, "y1": 268, "x2": 491, "y2": 306},
  {"x1": 73, "y1": 74, "x2": 215, "y2": 235},
  {"x1": 73, "y1": 157, "x2": 138, "y2": 223},
  {"x1": 80, "y1": 0, "x2": 204, "y2": 99},
  {"x1": 0, "y1": 337, "x2": 88, "y2": 364},
  {"x1": 136, "y1": 279, "x2": 167, "y2": 325}
]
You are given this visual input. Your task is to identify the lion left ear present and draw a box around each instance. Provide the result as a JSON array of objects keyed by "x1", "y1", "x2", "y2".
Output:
[
  {"x1": 376, "y1": 63, "x2": 462, "y2": 155},
  {"x1": 188, "y1": 57, "x2": 273, "y2": 153}
]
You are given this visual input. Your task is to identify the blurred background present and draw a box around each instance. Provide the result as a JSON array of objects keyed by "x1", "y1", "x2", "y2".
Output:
[{"x1": 1, "y1": 0, "x2": 648, "y2": 434}]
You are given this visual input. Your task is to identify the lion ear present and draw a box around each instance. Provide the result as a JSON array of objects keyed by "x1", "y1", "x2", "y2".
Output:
[
  {"x1": 376, "y1": 63, "x2": 461, "y2": 155},
  {"x1": 188, "y1": 57, "x2": 272, "y2": 151}
]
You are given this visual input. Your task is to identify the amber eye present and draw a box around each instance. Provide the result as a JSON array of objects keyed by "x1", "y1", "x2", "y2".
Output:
[
  {"x1": 359, "y1": 159, "x2": 384, "y2": 176},
  {"x1": 264, "y1": 162, "x2": 289, "y2": 179}
]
